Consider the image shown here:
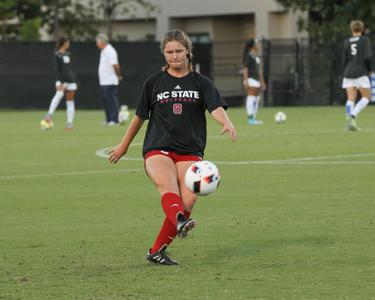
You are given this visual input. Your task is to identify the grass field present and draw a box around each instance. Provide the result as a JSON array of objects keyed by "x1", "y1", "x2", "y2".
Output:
[{"x1": 1, "y1": 106, "x2": 375, "y2": 299}]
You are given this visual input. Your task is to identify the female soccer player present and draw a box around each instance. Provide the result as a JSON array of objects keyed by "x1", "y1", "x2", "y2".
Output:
[
  {"x1": 108, "y1": 29, "x2": 237, "y2": 265},
  {"x1": 242, "y1": 39, "x2": 266, "y2": 125},
  {"x1": 41, "y1": 37, "x2": 77, "y2": 130},
  {"x1": 342, "y1": 20, "x2": 372, "y2": 131}
]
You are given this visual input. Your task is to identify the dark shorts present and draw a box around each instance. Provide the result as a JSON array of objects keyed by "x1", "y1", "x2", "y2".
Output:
[{"x1": 144, "y1": 150, "x2": 202, "y2": 163}]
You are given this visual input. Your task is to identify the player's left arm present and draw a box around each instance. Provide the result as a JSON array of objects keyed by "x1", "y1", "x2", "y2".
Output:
[{"x1": 211, "y1": 107, "x2": 237, "y2": 142}]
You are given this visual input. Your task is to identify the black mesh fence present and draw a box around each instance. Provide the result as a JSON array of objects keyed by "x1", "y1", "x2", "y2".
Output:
[
  {"x1": 0, "y1": 41, "x2": 211, "y2": 109},
  {"x1": 263, "y1": 38, "x2": 348, "y2": 106},
  {"x1": 1, "y1": 38, "x2": 374, "y2": 108}
]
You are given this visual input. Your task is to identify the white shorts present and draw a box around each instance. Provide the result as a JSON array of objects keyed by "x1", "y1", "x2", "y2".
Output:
[
  {"x1": 55, "y1": 81, "x2": 78, "y2": 91},
  {"x1": 245, "y1": 78, "x2": 261, "y2": 88},
  {"x1": 342, "y1": 76, "x2": 371, "y2": 89}
]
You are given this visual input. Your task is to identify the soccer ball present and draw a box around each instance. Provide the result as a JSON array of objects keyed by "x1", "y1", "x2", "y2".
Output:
[
  {"x1": 274, "y1": 111, "x2": 287, "y2": 124},
  {"x1": 40, "y1": 119, "x2": 54, "y2": 130},
  {"x1": 118, "y1": 105, "x2": 130, "y2": 124},
  {"x1": 185, "y1": 160, "x2": 220, "y2": 196}
]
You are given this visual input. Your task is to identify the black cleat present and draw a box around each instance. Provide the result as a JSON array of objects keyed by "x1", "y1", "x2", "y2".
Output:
[
  {"x1": 146, "y1": 246, "x2": 178, "y2": 266},
  {"x1": 177, "y1": 218, "x2": 196, "y2": 238}
]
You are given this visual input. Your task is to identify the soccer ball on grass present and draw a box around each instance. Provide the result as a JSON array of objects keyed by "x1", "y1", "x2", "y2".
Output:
[
  {"x1": 118, "y1": 105, "x2": 130, "y2": 124},
  {"x1": 185, "y1": 160, "x2": 220, "y2": 196},
  {"x1": 40, "y1": 119, "x2": 54, "y2": 130},
  {"x1": 274, "y1": 111, "x2": 287, "y2": 124}
]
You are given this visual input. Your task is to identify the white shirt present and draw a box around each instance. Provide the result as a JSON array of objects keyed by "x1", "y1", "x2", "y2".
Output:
[{"x1": 98, "y1": 44, "x2": 119, "y2": 86}]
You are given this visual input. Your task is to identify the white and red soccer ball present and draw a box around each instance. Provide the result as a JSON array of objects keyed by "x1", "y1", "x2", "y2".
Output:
[{"x1": 185, "y1": 160, "x2": 220, "y2": 196}]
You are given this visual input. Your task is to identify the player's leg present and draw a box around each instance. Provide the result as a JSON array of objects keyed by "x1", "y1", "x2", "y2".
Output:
[
  {"x1": 175, "y1": 160, "x2": 199, "y2": 238},
  {"x1": 107, "y1": 85, "x2": 120, "y2": 125},
  {"x1": 176, "y1": 161, "x2": 198, "y2": 213},
  {"x1": 353, "y1": 86, "x2": 371, "y2": 118},
  {"x1": 345, "y1": 86, "x2": 360, "y2": 131},
  {"x1": 100, "y1": 86, "x2": 111, "y2": 125},
  {"x1": 65, "y1": 83, "x2": 77, "y2": 130},
  {"x1": 345, "y1": 87, "x2": 357, "y2": 116},
  {"x1": 145, "y1": 154, "x2": 193, "y2": 264},
  {"x1": 253, "y1": 88, "x2": 263, "y2": 124},
  {"x1": 45, "y1": 82, "x2": 65, "y2": 121},
  {"x1": 246, "y1": 86, "x2": 257, "y2": 125},
  {"x1": 145, "y1": 154, "x2": 193, "y2": 229}
]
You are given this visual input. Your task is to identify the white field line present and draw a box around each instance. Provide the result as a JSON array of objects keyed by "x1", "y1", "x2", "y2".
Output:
[
  {"x1": 214, "y1": 153, "x2": 375, "y2": 165},
  {"x1": 0, "y1": 168, "x2": 143, "y2": 180},
  {"x1": 96, "y1": 148, "x2": 375, "y2": 165},
  {"x1": 3, "y1": 153, "x2": 374, "y2": 181},
  {"x1": 214, "y1": 161, "x2": 375, "y2": 166}
]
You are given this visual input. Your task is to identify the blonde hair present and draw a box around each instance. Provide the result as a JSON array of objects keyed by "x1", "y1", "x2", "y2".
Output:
[
  {"x1": 161, "y1": 29, "x2": 193, "y2": 71},
  {"x1": 350, "y1": 20, "x2": 364, "y2": 33}
]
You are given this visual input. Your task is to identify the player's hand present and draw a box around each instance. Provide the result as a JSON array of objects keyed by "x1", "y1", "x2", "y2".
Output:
[
  {"x1": 107, "y1": 144, "x2": 127, "y2": 164},
  {"x1": 220, "y1": 122, "x2": 237, "y2": 142}
]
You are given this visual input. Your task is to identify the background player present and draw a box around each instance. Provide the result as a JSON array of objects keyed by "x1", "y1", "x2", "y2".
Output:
[
  {"x1": 96, "y1": 33, "x2": 122, "y2": 126},
  {"x1": 342, "y1": 20, "x2": 372, "y2": 131},
  {"x1": 242, "y1": 39, "x2": 266, "y2": 125},
  {"x1": 41, "y1": 37, "x2": 77, "y2": 130},
  {"x1": 108, "y1": 29, "x2": 237, "y2": 265}
]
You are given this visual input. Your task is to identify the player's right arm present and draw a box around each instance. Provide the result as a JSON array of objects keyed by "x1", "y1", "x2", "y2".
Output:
[{"x1": 108, "y1": 115, "x2": 144, "y2": 164}]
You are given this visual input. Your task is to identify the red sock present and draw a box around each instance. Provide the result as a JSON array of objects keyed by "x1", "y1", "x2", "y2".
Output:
[
  {"x1": 150, "y1": 210, "x2": 192, "y2": 254},
  {"x1": 161, "y1": 192, "x2": 184, "y2": 226}
]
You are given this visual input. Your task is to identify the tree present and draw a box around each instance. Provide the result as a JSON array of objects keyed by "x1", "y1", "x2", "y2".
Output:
[
  {"x1": 97, "y1": 0, "x2": 156, "y2": 40},
  {"x1": 0, "y1": 0, "x2": 16, "y2": 40},
  {"x1": 277, "y1": 0, "x2": 375, "y2": 41},
  {"x1": 42, "y1": 0, "x2": 99, "y2": 41},
  {"x1": 19, "y1": 16, "x2": 41, "y2": 41},
  {"x1": 0, "y1": 0, "x2": 156, "y2": 41},
  {"x1": 0, "y1": 0, "x2": 41, "y2": 41}
]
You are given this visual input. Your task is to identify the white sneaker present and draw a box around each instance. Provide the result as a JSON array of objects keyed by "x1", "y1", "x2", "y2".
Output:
[{"x1": 107, "y1": 121, "x2": 118, "y2": 126}]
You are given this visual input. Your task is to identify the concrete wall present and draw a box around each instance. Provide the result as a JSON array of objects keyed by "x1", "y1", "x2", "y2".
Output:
[
  {"x1": 107, "y1": 0, "x2": 306, "y2": 41},
  {"x1": 42, "y1": 0, "x2": 306, "y2": 42}
]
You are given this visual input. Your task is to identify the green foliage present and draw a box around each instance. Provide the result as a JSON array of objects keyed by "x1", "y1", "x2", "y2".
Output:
[
  {"x1": 41, "y1": 0, "x2": 99, "y2": 40},
  {"x1": 0, "y1": 0, "x2": 16, "y2": 19},
  {"x1": 277, "y1": 0, "x2": 375, "y2": 40},
  {"x1": 0, "y1": 0, "x2": 42, "y2": 40},
  {"x1": 0, "y1": 0, "x2": 17, "y2": 39},
  {"x1": 0, "y1": 0, "x2": 156, "y2": 41},
  {"x1": 19, "y1": 17, "x2": 41, "y2": 41}
]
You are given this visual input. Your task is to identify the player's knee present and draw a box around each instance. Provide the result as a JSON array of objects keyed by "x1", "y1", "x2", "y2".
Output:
[{"x1": 156, "y1": 182, "x2": 179, "y2": 195}]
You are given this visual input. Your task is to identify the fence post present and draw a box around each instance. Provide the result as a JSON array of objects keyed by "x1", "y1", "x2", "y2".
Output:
[{"x1": 262, "y1": 38, "x2": 270, "y2": 107}]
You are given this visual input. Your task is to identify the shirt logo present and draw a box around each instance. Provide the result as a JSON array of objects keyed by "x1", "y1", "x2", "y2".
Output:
[
  {"x1": 173, "y1": 103, "x2": 183, "y2": 115},
  {"x1": 157, "y1": 90, "x2": 199, "y2": 101},
  {"x1": 174, "y1": 85, "x2": 182, "y2": 90}
]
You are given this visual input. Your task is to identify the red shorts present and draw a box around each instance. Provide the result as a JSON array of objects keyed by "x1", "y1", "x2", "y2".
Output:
[{"x1": 144, "y1": 150, "x2": 202, "y2": 163}]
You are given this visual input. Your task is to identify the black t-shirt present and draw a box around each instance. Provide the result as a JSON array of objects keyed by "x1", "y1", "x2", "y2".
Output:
[
  {"x1": 54, "y1": 51, "x2": 76, "y2": 83},
  {"x1": 343, "y1": 35, "x2": 372, "y2": 78},
  {"x1": 244, "y1": 53, "x2": 260, "y2": 80},
  {"x1": 136, "y1": 71, "x2": 228, "y2": 157}
]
